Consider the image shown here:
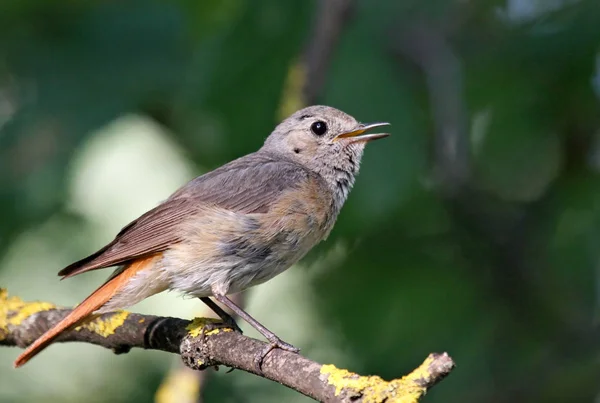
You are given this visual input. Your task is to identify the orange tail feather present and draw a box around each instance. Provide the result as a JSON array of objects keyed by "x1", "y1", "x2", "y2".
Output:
[{"x1": 14, "y1": 256, "x2": 156, "y2": 367}]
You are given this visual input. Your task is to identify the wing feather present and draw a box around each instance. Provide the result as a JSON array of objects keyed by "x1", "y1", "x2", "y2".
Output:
[{"x1": 59, "y1": 153, "x2": 315, "y2": 278}]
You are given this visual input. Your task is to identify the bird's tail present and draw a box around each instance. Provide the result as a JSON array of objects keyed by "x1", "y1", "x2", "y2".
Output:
[{"x1": 13, "y1": 256, "x2": 155, "y2": 367}]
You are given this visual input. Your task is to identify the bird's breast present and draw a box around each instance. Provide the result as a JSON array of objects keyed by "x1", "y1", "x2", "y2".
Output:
[
  {"x1": 162, "y1": 178, "x2": 336, "y2": 295},
  {"x1": 262, "y1": 175, "x2": 337, "y2": 242}
]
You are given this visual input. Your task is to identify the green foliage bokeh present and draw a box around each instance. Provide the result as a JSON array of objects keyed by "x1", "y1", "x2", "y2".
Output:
[{"x1": 1, "y1": 1, "x2": 599, "y2": 402}]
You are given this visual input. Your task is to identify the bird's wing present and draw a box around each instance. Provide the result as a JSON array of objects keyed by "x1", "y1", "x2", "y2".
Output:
[{"x1": 59, "y1": 153, "x2": 316, "y2": 278}]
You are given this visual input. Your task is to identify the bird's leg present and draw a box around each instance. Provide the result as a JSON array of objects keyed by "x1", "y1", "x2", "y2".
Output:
[
  {"x1": 211, "y1": 292, "x2": 300, "y2": 373},
  {"x1": 199, "y1": 297, "x2": 243, "y2": 334}
]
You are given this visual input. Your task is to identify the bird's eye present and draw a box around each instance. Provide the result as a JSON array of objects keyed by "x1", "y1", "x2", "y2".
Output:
[{"x1": 310, "y1": 121, "x2": 327, "y2": 136}]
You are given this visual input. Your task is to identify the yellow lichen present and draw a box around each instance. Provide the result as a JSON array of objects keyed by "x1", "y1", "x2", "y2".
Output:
[
  {"x1": 185, "y1": 317, "x2": 232, "y2": 337},
  {"x1": 0, "y1": 289, "x2": 55, "y2": 340},
  {"x1": 320, "y1": 356, "x2": 437, "y2": 403},
  {"x1": 75, "y1": 310, "x2": 129, "y2": 337},
  {"x1": 206, "y1": 327, "x2": 232, "y2": 336},
  {"x1": 401, "y1": 355, "x2": 437, "y2": 387}
]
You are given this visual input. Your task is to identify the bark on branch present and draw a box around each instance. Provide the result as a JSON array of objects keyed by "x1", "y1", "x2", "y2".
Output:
[{"x1": 0, "y1": 289, "x2": 455, "y2": 402}]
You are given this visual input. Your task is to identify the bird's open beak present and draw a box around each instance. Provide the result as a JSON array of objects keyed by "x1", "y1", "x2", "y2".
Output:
[{"x1": 335, "y1": 122, "x2": 391, "y2": 143}]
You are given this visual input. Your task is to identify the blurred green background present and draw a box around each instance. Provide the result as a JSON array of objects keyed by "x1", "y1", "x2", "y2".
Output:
[{"x1": 1, "y1": 0, "x2": 600, "y2": 402}]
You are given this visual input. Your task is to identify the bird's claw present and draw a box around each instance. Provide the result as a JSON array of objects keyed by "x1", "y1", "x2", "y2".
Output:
[{"x1": 253, "y1": 338, "x2": 300, "y2": 374}]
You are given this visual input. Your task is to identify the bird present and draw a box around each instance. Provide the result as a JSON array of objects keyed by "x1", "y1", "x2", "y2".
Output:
[{"x1": 13, "y1": 105, "x2": 390, "y2": 370}]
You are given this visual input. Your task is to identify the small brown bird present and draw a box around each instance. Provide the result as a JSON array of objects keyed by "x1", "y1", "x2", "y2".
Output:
[{"x1": 14, "y1": 105, "x2": 389, "y2": 369}]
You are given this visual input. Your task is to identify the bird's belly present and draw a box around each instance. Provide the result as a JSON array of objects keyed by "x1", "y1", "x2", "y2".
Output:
[
  {"x1": 160, "y1": 209, "x2": 327, "y2": 297},
  {"x1": 163, "y1": 237, "x2": 314, "y2": 297}
]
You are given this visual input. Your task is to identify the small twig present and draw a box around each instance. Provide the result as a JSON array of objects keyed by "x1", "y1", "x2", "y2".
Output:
[
  {"x1": 302, "y1": 0, "x2": 355, "y2": 105},
  {"x1": 391, "y1": 20, "x2": 470, "y2": 197},
  {"x1": 1, "y1": 289, "x2": 454, "y2": 402},
  {"x1": 279, "y1": 0, "x2": 355, "y2": 120}
]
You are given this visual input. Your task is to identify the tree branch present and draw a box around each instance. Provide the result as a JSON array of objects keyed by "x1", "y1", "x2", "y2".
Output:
[
  {"x1": 1, "y1": 289, "x2": 455, "y2": 402},
  {"x1": 302, "y1": 0, "x2": 354, "y2": 105},
  {"x1": 391, "y1": 20, "x2": 470, "y2": 198},
  {"x1": 279, "y1": 0, "x2": 354, "y2": 119},
  {"x1": 155, "y1": 292, "x2": 246, "y2": 403}
]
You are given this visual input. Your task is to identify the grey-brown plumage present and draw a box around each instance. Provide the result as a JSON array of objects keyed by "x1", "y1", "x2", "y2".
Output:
[
  {"x1": 59, "y1": 154, "x2": 320, "y2": 278},
  {"x1": 15, "y1": 105, "x2": 390, "y2": 369}
]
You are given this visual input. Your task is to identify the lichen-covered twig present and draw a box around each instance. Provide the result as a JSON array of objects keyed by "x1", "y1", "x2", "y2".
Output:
[{"x1": 1, "y1": 289, "x2": 455, "y2": 402}]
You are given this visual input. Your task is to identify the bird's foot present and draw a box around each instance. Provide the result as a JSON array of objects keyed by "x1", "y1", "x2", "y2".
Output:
[{"x1": 253, "y1": 337, "x2": 300, "y2": 374}]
